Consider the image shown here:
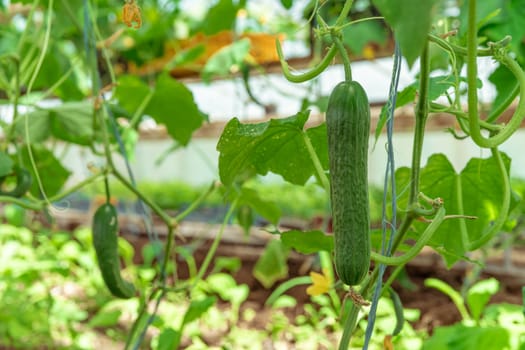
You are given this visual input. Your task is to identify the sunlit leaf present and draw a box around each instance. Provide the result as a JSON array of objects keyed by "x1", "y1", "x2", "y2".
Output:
[
  {"x1": 217, "y1": 111, "x2": 328, "y2": 186},
  {"x1": 281, "y1": 230, "x2": 333, "y2": 254},
  {"x1": 396, "y1": 153, "x2": 515, "y2": 266},
  {"x1": 146, "y1": 74, "x2": 204, "y2": 145}
]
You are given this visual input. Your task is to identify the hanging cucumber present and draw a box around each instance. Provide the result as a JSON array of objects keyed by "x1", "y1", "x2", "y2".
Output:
[
  {"x1": 92, "y1": 203, "x2": 136, "y2": 299},
  {"x1": 326, "y1": 80, "x2": 371, "y2": 286}
]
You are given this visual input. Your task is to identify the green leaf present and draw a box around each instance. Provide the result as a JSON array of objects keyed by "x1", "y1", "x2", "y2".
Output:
[
  {"x1": 238, "y1": 187, "x2": 281, "y2": 225},
  {"x1": 182, "y1": 296, "x2": 217, "y2": 326},
  {"x1": 422, "y1": 324, "x2": 510, "y2": 350},
  {"x1": 343, "y1": 20, "x2": 387, "y2": 54},
  {"x1": 201, "y1": 39, "x2": 251, "y2": 82},
  {"x1": 14, "y1": 109, "x2": 52, "y2": 144},
  {"x1": 396, "y1": 153, "x2": 514, "y2": 266},
  {"x1": 280, "y1": 0, "x2": 293, "y2": 9},
  {"x1": 114, "y1": 75, "x2": 152, "y2": 115},
  {"x1": 253, "y1": 240, "x2": 289, "y2": 288},
  {"x1": 280, "y1": 230, "x2": 333, "y2": 254},
  {"x1": 20, "y1": 145, "x2": 71, "y2": 197},
  {"x1": 372, "y1": 0, "x2": 439, "y2": 67},
  {"x1": 157, "y1": 328, "x2": 181, "y2": 350},
  {"x1": 217, "y1": 111, "x2": 328, "y2": 186},
  {"x1": 88, "y1": 309, "x2": 122, "y2": 328},
  {"x1": 50, "y1": 101, "x2": 95, "y2": 145},
  {"x1": 201, "y1": 0, "x2": 237, "y2": 35},
  {"x1": 0, "y1": 151, "x2": 14, "y2": 177},
  {"x1": 146, "y1": 74, "x2": 204, "y2": 146},
  {"x1": 467, "y1": 278, "x2": 500, "y2": 322}
]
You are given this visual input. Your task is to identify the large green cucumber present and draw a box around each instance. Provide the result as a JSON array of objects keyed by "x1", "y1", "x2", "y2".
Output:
[
  {"x1": 326, "y1": 80, "x2": 371, "y2": 286},
  {"x1": 92, "y1": 203, "x2": 135, "y2": 298}
]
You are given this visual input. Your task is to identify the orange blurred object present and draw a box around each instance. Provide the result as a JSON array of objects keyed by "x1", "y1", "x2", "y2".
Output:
[{"x1": 127, "y1": 30, "x2": 283, "y2": 77}]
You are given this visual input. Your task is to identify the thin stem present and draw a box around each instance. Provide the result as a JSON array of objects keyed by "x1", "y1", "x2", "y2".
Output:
[
  {"x1": 331, "y1": 32, "x2": 352, "y2": 81},
  {"x1": 276, "y1": 40, "x2": 338, "y2": 83},
  {"x1": 26, "y1": 0, "x2": 53, "y2": 95},
  {"x1": 370, "y1": 206, "x2": 445, "y2": 265},
  {"x1": 129, "y1": 90, "x2": 154, "y2": 129},
  {"x1": 466, "y1": 0, "x2": 525, "y2": 147},
  {"x1": 409, "y1": 42, "x2": 430, "y2": 205},
  {"x1": 429, "y1": 102, "x2": 502, "y2": 132},
  {"x1": 302, "y1": 132, "x2": 330, "y2": 193},
  {"x1": 111, "y1": 168, "x2": 173, "y2": 227},
  {"x1": 427, "y1": 33, "x2": 492, "y2": 57},
  {"x1": 335, "y1": 0, "x2": 354, "y2": 27},
  {"x1": 0, "y1": 196, "x2": 42, "y2": 210},
  {"x1": 174, "y1": 181, "x2": 219, "y2": 222},
  {"x1": 193, "y1": 198, "x2": 239, "y2": 287}
]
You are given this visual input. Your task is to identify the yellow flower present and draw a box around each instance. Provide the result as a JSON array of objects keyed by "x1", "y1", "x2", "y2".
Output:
[{"x1": 306, "y1": 269, "x2": 331, "y2": 296}]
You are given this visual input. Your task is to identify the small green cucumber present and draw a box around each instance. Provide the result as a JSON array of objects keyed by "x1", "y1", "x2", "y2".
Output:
[
  {"x1": 92, "y1": 203, "x2": 135, "y2": 299},
  {"x1": 326, "y1": 80, "x2": 371, "y2": 286}
]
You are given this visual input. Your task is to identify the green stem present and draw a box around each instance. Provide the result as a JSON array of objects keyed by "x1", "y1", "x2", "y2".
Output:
[
  {"x1": 26, "y1": 0, "x2": 53, "y2": 95},
  {"x1": 174, "y1": 181, "x2": 219, "y2": 222},
  {"x1": 0, "y1": 196, "x2": 42, "y2": 210},
  {"x1": 455, "y1": 175, "x2": 470, "y2": 250},
  {"x1": 466, "y1": 0, "x2": 525, "y2": 148},
  {"x1": 429, "y1": 102, "x2": 502, "y2": 132},
  {"x1": 276, "y1": 40, "x2": 338, "y2": 83},
  {"x1": 44, "y1": 171, "x2": 105, "y2": 204},
  {"x1": 302, "y1": 132, "x2": 330, "y2": 193},
  {"x1": 338, "y1": 300, "x2": 361, "y2": 350},
  {"x1": 192, "y1": 198, "x2": 239, "y2": 287},
  {"x1": 111, "y1": 168, "x2": 173, "y2": 228},
  {"x1": 409, "y1": 42, "x2": 430, "y2": 205},
  {"x1": 331, "y1": 32, "x2": 352, "y2": 82},
  {"x1": 335, "y1": 0, "x2": 354, "y2": 27},
  {"x1": 370, "y1": 206, "x2": 446, "y2": 265},
  {"x1": 427, "y1": 33, "x2": 492, "y2": 57},
  {"x1": 129, "y1": 90, "x2": 154, "y2": 129}
]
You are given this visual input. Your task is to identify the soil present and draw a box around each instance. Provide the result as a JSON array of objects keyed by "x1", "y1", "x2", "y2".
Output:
[{"x1": 47, "y1": 210, "x2": 525, "y2": 347}]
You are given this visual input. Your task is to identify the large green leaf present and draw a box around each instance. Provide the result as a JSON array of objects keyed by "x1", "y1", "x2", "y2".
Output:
[
  {"x1": 14, "y1": 109, "x2": 52, "y2": 144},
  {"x1": 114, "y1": 75, "x2": 151, "y2": 115},
  {"x1": 396, "y1": 153, "x2": 513, "y2": 266},
  {"x1": 20, "y1": 145, "x2": 71, "y2": 197},
  {"x1": 50, "y1": 101, "x2": 95, "y2": 145},
  {"x1": 146, "y1": 74, "x2": 204, "y2": 146},
  {"x1": 217, "y1": 111, "x2": 328, "y2": 186},
  {"x1": 201, "y1": 0, "x2": 237, "y2": 35},
  {"x1": 115, "y1": 74, "x2": 204, "y2": 146},
  {"x1": 372, "y1": 0, "x2": 439, "y2": 67},
  {"x1": 281, "y1": 230, "x2": 333, "y2": 254}
]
